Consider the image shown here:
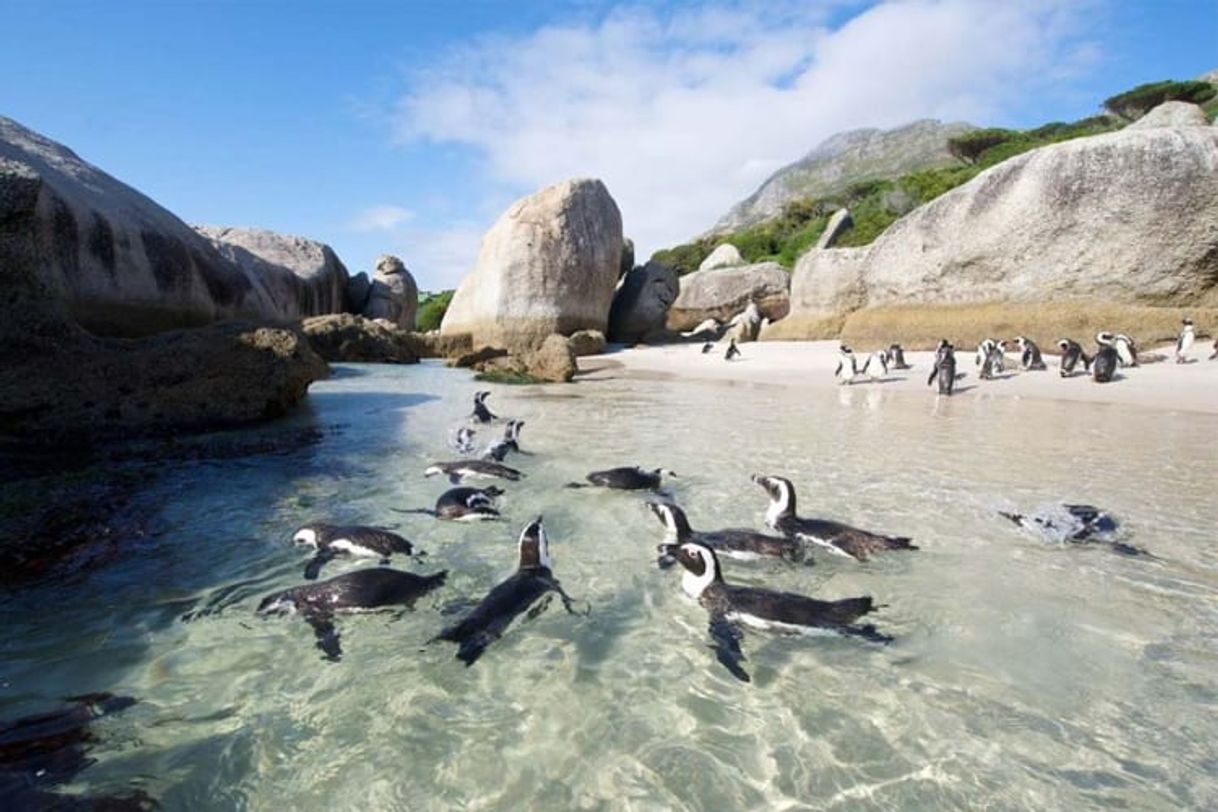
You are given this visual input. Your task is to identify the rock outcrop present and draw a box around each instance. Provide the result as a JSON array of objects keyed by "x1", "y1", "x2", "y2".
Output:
[
  {"x1": 474, "y1": 334, "x2": 577, "y2": 383},
  {"x1": 816, "y1": 209, "x2": 853, "y2": 249},
  {"x1": 301, "y1": 313, "x2": 421, "y2": 363},
  {"x1": 0, "y1": 115, "x2": 349, "y2": 337},
  {"x1": 567, "y1": 329, "x2": 607, "y2": 357},
  {"x1": 196, "y1": 225, "x2": 351, "y2": 318},
  {"x1": 698, "y1": 243, "x2": 743, "y2": 271},
  {"x1": 773, "y1": 124, "x2": 1218, "y2": 339},
  {"x1": 362, "y1": 255, "x2": 418, "y2": 329},
  {"x1": 666, "y1": 262, "x2": 791, "y2": 331},
  {"x1": 440, "y1": 179, "x2": 624, "y2": 347},
  {"x1": 1128, "y1": 101, "x2": 1209, "y2": 130},
  {"x1": 607, "y1": 260, "x2": 679, "y2": 342}
]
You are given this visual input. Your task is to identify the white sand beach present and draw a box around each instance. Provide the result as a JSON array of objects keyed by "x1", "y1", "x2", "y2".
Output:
[{"x1": 580, "y1": 340, "x2": 1218, "y2": 415}]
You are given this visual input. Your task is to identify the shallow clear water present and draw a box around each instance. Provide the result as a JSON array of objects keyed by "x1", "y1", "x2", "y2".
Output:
[{"x1": 4, "y1": 362, "x2": 1218, "y2": 810}]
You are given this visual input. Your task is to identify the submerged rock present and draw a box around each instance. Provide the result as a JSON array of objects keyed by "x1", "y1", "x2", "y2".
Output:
[
  {"x1": 302, "y1": 313, "x2": 421, "y2": 363},
  {"x1": 440, "y1": 178, "x2": 624, "y2": 347}
]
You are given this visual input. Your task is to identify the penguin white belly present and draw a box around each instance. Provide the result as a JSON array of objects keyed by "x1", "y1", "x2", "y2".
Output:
[
  {"x1": 329, "y1": 539, "x2": 382, "y2": 558},
  {"x1": 726, "y1": 611, "x2": 839, "y2": 637},
  {"x1": 797, "y1": 533, "x2": 854, "y2": 558},
  {"x1": 720, "y1": 550, "x2": 763, "y2": 561},
  {"x1": 454, "y1": 511, "x2": 498, "y2": 522}
]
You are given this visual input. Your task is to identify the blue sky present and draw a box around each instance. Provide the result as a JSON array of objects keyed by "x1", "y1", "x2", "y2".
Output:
[{"x1": 2, "y1": 1, "x2": 1215, "y2": 291}]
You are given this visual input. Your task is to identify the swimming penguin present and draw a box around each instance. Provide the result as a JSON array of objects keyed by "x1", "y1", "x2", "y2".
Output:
[
  {"x1": 1176, "y1": 319, "x2": 1195, "y2": 364},
  {"x1": 751, "y1": 474, "x2": 915, "y2": 561},
  {"x1": 670, "y1": 541, "x2": 890, "y2": 682},
  {"x1": 450, "y1": 426, "x2": 478, "y2": 456},
  {"x1": 1056, "y1": 338, "x2": 1090, "y2": 377},
  {"x1": 424, "y1": 460, "x2": 524, "y2": 484},
  {"x1": 885, "y1": 343, "x2": 911, "y2": 370},
  {"x1": 566, "y1": 466, "x2": 676, "y2": 491},
  {"x1": 1014, "y1": 336, "x2": 1047, "y2": 370},
  {"x1": 999, "y1": 504, "x2": 1149, "y2": 556},
  {"x1": 701, "y1": 342, "x2": 714, "y2": 355},
  {"x1": 398, "y1": 485, "x2": 504, "y2": 522},
  {"x1": 1092, "y1": 334, "x2": 1119, "y2": 383},
  {"x1": 482, "y1": 419, "x2": 526, "y2": 462},
  {"x1": 724, "y1": 338, "x2": 741, "y2": 361},
  {"x1": 927, "y1": 340, "x2": 957, "y2": 394},
  {"x1": 293, "y1": 523, "x2": 420, "y2": 580},
  {"x1": 646, "y1": 501, "x2": 804, "y2": 567},
  {"x1": 431, "y1": 517, "x2": 582, "y2": 666},
  {"x1": 470, "y1": 391, "x2": 497, "y2": 423},
  {"x1": 258, "y1": 567, "x2": 448, "y2": 660}
]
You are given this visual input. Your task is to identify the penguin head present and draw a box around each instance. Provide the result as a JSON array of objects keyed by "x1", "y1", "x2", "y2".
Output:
[
  {"x1": 1183, "y1": 318, "x2": 1194, "y2": 326},
  {"x1": 839, "y1": 343, "x2": 853, "y2": 355},
  {"x1": 474, "y1": 391, "x2": 490, "y2": 404},
  {"x1": 751, "y1": 474, "x2": 795, "y2": 519},
  {"x1": 676, "y1": 542, "x2": 722, "y2": 598},
  {"x1": 1056, "y1": 339, "x2": 1070, "y2": 351},
  {"x1": 517, "y1": 516, "x2": 552, "y2": 570},
  {"x1": 1096, "y1": 331, "x2": 1115, "y2": 346},
  {"x1": 1014, "y1": 336, "x2": 1027, "y2": 349},
  {"x1": 292, "y1": 526, "x2": 318, "y2": 547},
  {"x1": 653, "y1": 468, "x2": 678, "y2": 480},
  {"x1": 645, "y1": 500, "x2": 691, "y2": 541},
  {"x1": 481, "y1": 485, "x2": 505, "y2": 499}
]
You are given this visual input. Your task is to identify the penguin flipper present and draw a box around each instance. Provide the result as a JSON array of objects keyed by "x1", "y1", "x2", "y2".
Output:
[
  {"x1": 550, "y1": 578, "x2": 590, "y2": 616},
  {"x1": 926, "y1": 366, "x2": 938, "y2": 386},
  {"x1": 305, "y1": 612, "x2": 342, "y2": 661},
  {"x1": 303, "y1": 550, "x2": 336, "y2": 580},
  {"x1": 840, "y1": 623, "x2": 893, "y2": 645},
  {"x1": 708, "y1": 614, "x2": 750, "y2": 683}
]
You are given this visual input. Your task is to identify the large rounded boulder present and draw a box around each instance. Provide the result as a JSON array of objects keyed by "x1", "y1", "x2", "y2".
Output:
[
  {"x1": 608, "y1": 260, "x2": 679, "y2": 343},
  {"x1": 666, "y1": 262, "x2": 791, "y2": 331},
  {"x1": 440, "y1": 179, "x2": 624, "y2": 348},
  {"x1": 362, "y1": 255, "x2": 418, "y2": 329}
]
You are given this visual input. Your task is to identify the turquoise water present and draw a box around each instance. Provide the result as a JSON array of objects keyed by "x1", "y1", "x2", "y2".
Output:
[{"x1": 3, "y1": 361, "x2": 1217, "y2": 810}]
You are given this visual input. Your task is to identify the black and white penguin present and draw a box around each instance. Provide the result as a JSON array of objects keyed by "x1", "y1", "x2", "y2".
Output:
[
  {"x1": 398, "y1": 486, "x2": 504, "y2": 521},
  {"x1": 1092, "y1": 333, "x2": 1119, "y2": 383},
  {"x1": 1210, "y1": 337, "x2": 1218, "y2": 360},
  {"x1": 293, "y1": 523, "x2": 420, "y2": 580},
  {"x1": 258, "y1": 567, "x2": 448, "y2": 660},
  {"x1": 431, "y1": 517, "x2": 582, "y2": 666},
  {"x1": 646, "y1": 501, "x2": 804, "y2": 566},
  {"x1": 567, "y1": 466, "x2": 676, "y2": 491},
  {"x1": 885, "y1": 343, "x2": 911, "y2": 370},
  {"x1": 834, "y1": 344, "x2": 860, "y2": 384},
  {"x1": 978, "y1": 339, "x2": 1006, "y2": 380},
  {"x1": 1056, "y1": 338, "x2": 1090, "y2": 377},
  {"x1": 470, "y1": 391, "x2": 497, "y2": 423},
  {"x1": 670, "y1": 541, "x2": 890, "y2": 682},
  {"x1": 724, "y1": 338, "x2": 741, "y2": 361},
  {"x1": 450, "y1": 426, "x2": 478, "y2": 456},
  {"x1": 974, "y1": 338, "x2": 995, "y2": 369},
  {"x1": 999, "y1": 504, "x2": 1149, "y2": 556},
  {"x1": 1014, "y1": 336, "x2": 1047, "y2": 370},
  {"x1": 927, "y1": 340, "x2": 957, "y2": 394},
  {"x1": 1113, "y1": 333, "x2": 1138, "y2": 367},
  {"x1": 751, "y1": 474, "x2": 916, "y2": 561},
  {"x1": 1176, "y1": 319, "x2": 1195, "y2": 364},
  {"x1": 424, "y1": 460, "x2": 524, "y2": 484},
  {"x1": 482, "y1": 419, "x2": 526, "y2": 462}
]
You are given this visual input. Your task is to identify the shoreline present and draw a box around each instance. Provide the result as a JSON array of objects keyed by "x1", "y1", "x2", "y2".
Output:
[{"x1": 578, "y1": 340, "x2": 1218, "y2": 415}]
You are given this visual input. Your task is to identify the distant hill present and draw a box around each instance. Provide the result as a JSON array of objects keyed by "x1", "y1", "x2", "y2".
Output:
[{"x1": 709, "y1": 119, "x2": 975, "y2": 234}]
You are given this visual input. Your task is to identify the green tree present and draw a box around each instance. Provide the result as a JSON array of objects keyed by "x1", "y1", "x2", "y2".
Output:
[{"x1": 946, "y1": 128, "x2": 1020, "y2": 164}]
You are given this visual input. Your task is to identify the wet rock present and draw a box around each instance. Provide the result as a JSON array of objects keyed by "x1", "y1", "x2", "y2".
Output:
[
  {"x1": 568, "y1": 329, "x2": 607, "y2": 357},
  {"x1": 302, "y1": 313, "x2": 421, "y2": 363},
  {"x1": 667, "y1": 262, "x2": 790, "y2": 331}
]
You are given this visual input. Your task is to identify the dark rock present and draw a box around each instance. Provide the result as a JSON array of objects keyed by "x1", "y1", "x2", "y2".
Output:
[{"x1": 302, "y1": 313, "x2": 421, "y2": 363}]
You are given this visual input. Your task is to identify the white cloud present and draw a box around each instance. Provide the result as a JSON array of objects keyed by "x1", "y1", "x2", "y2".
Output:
[
  {"x1": 393, "y1": 0, "x2": 1100, "y2": 261},
  {"x1": 386, "y1": 221, "x2": 488, "y2": 290},
  {"x1": 348, "y1": 204, "x2": 414, "y2": 232}
]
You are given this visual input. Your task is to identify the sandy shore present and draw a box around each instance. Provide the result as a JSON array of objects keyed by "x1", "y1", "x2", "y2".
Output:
[{"x1": 579, "y1": 340, "x2": 1218, "y2": 415}]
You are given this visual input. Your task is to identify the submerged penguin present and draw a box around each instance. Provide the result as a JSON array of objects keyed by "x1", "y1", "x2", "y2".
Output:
[
  {"x1": 432, "y1": 517, "x2": 582, "y2": 666},
  {"x1": 724, "y1": 338, "x2": 741, "y2": 361},
  {"x1": 399, "y1": 486, "x2": 504, "y2": 522},
  {"x1": 470, "y1": 391, "x2": 497, "y2": 423},
  {"x1": 567, "y1": 466, "x2": 676, "y2": 491},
  {"x1": 1092, "y1": 334, "x2": 1119, "y2": 383},
  {"x1": 646, "y1": 501, "x2": 804, "y2": 567},
  {"x1": 999, "y1": 504, "x2": 1148, "y2": 556},
  {"x1": 927, "y1": 340, "x2": 957, "y2": 395},
  {"x1": 670, "y1": 541, "x2": 890, "y2": 682},
  {"x1": 424, "y1": 460, "x2": 524, "y2": 484},
  {"x1": 482, "y1": 419, "x2": 526, "y2": 462},
  {"x1": 1177, "y1": 319, "x2": 1196, "y2": 364},
  {"x1": 1056, "y1": 338, "x2": 1090, "y2": 377},
  {"x1": 885, "y1": 343, "x2": 911, "y2": 370},
  {"x1": 258, "y1": 567, "x2": 447, "y2": 660},
  {"x1": 1014, "y1": 336, "x2": 1047, "y2": 370},
  {"x1": 293, "y1": 523, "x2": 420, "y2": 580},
  {"x1": 751, "y1": 474, "x2": 915, "y2": 561}
]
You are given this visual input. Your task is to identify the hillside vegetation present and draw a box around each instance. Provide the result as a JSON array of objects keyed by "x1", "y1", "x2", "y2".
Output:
[
  {"x1": 653, "y1": 78, "x2": 1215, "y2": 276},
  {"x1": 416, "y1": 290, "x2": 454, "y2": 331}
]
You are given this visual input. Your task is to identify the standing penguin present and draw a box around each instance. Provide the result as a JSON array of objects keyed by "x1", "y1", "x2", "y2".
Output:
[
  {"x1": 431, "y1": 517, "x2": 582, "y2": 666},
  {"x1": 1092, "y1": 334, "x2": 1119, "y2": 383},
  {"x1": 978, "y1": 340, "x2": 1006, "y2": 380},
  {"x1": 1114, "y1": 334, "x2": 1138, "y2": 367},
  {"x1": 927, "y1": 341, "x2": 957, "y2": 395},
  {"x1": 470, "y1": 391, "x2": 497, "y2": 423},
  {"x1": 835, "y1": 344, "x2": 863, "y2": 384},
  {"x1": 724, "y1": 338, "x2": 741, "y2": 361},
  {"x1": 1014, "y1": 336, "x2": 1047, "y2": 370},
  {"x1": 975, "y1": 339, "x2": 995, "y2": 369},
  {"x1": 1176, "y1": 319, "x2": 1196, "y2": 364},
  {"x1": 885, "y1": 343, "x2": 911, "y2": 370},
  {"x1": 1056, "y1": 339, "x2": 1090, "y2": 378}
]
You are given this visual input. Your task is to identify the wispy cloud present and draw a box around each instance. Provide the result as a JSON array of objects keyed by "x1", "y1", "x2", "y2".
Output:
[
  {"x1": 393, "y1": 0, "x2": 1101, "y2": 260},
  {"x1": 348, "y1": 204, "x2": 414, "y2": 232}
]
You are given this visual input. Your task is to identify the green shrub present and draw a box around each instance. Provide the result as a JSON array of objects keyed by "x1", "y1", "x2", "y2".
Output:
[
  {"x1": 1103, "y1": 80, "x2": 1217, "y2": 120},
  {"x1": 947, "y1": 128, "x2": 1020, "y2": 164},
  {"x1": 415, "y1": 289, "x2": 454, "y2": 331}
]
